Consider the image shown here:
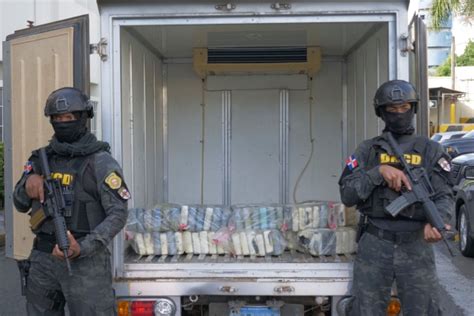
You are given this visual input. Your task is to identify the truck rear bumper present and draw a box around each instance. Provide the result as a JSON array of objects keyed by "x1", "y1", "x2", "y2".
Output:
[{"x1": 114, "y1": 276, "x2": 352, "y2": 297}]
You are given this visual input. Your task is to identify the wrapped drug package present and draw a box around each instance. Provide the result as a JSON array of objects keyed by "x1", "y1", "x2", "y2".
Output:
[{"x1": 126, "y1": 201, "x2": 358, "y2": 257}]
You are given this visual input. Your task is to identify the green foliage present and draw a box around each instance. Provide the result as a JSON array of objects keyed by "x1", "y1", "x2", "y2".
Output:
[
  {"x1": 434, "y1": 42, "x2": 474, "y2": 76},
  {"x1": 436, "y1": 55, "x2": 452, "y2": 76},
  {"x1": 430, "y1": 0, "x2": 474, "y2": 30},
  {"x1": 457, "y1": 40, "x2": 474, "y2": 66}
]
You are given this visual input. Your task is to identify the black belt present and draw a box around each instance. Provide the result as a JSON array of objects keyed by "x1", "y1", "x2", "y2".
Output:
[
  {"x1": 365, "y1": 224, "x2": 421, "y2": 244},
  {"x1": 33, "y1": 233, "x2": 86, "y2": 253},
  {"x1": 33, "y1": 235, "x2": 55, "y2": 253}
]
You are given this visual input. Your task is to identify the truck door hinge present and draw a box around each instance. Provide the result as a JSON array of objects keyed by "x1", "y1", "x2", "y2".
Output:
[
  {"x1": 90, "y1": 38, "x2": 108, "y2": 62},
  {"x1": 400, "y1": 34, "x2": 414, "y2": 56}
]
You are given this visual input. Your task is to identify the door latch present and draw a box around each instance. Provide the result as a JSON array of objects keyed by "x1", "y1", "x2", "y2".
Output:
[
  {"x1": 215, "y1": 3, "x2": 236, "y2": 11},
  {"x1": 219, "y1": 286, "x2": 238, "y2": 293},
  {"x1": 271, "y1": 3, "x2": 291, "y2": 10},
  {"x1": 274, "y1": 285, "x2": 295, "y2": 293}
]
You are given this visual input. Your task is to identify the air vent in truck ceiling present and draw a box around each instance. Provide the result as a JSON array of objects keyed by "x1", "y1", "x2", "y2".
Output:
[{"x1": 193, "y1": 46, "x2": 321, "y2": 78}]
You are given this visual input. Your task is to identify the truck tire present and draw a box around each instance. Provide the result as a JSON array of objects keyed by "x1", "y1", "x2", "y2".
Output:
[{"x1": 458, "y1": 205, "x2": 474, "y2": 257}]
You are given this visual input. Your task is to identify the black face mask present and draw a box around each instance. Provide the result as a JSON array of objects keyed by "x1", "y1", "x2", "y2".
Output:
[
  {"x1": 52, "y1": 118, "x2": 87, "y2": 143},
  {"x1": 381, "y1": 107, "x2": 415, "y2": 135}
]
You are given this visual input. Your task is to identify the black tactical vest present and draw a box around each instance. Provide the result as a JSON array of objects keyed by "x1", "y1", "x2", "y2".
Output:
[
  {"x1": 33, "y1": 152, "x2": 106, "y2": 236},
  {"x1": 359, "y1": 135, "x2": 431, "y2": 221}
]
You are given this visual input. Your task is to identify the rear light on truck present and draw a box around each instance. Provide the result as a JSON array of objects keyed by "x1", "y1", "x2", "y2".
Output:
[
  {"x1": 336, "y1": 296, "x2": 401, "y2": 315},
  {"x1": 117, "y1": 298, "x2": 176, "y2": 316},
  {"x1": 386, "y1": 297, "x2": 401, "y2": 316}
]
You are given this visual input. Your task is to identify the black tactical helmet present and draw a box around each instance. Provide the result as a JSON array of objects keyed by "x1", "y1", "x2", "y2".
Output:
[
  {"x1": 44, "y1": 87, "x2": 94, "y2": 118},
  {"x1": 373, "y1": 80, "x2": 419, "y2": 117}
]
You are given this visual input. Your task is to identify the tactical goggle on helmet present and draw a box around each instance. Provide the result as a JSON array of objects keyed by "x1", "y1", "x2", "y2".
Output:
[
  {"x1": 373, "y1": 80, "x2": 419, "y2": 117},
  {"x1": 44, "y1": 87, "x2": 94, "y2": 118}
]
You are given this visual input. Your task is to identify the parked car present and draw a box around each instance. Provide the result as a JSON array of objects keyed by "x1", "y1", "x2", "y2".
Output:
[
  {"x1": 450, "y1": 153, "x2": 474, "y2": 257},
  {"x1": 431, "y1": 131, "x2": 467, "y2": 143},
  {"x1": 442, "y1": 131, "x2": 474, "y2": 158}
]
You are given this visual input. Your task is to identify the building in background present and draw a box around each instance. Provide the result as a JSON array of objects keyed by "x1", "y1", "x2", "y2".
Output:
[
  {"x1": 418, "y1": 0, "x2": 453, "y2": 71},
  {"x1": 0, "y1": 0, "x2": 101, "y2": 141}
]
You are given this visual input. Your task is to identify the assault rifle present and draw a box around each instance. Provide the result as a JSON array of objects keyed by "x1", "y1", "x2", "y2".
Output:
[
  {"x1": 385, "y1": 132, "x2": 456, "y2": 257},
  {"x1": 39, "y1": 147, "x2": 73, "y2": 275}
]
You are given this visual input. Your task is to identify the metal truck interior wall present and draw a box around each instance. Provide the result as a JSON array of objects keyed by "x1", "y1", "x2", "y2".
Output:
[
  {"x1": 346, "y1": 25, "x2": 389, "y2": 155},
  {"x1": 119, "y1": 22, "x2": 389, "y2": 208},
  {"x1": 121, "y1": 29, "x2": 164, "y2": 209},
  {"x1": 166, "y1": 64, "x2": 343, "y2": 205}
]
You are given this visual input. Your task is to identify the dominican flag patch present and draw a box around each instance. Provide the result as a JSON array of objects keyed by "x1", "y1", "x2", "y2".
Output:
[
  {"x1": 345, "y1": 155, "x2": 359, "y2": 170},
  {"x1": 23, "y1": 161, "x2": 33, "y2": 174}
]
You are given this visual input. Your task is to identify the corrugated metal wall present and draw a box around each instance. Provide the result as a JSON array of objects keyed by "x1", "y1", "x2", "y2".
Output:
[
  {"x1": 121, "y1": 29, "x2": 164, "y2": 209},
  {"x1": 346, "y1": 25, "x2": 389, "y2": 155}
]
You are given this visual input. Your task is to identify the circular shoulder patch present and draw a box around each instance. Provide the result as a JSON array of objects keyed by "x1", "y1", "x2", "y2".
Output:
[
  {"x1": 117, "y1": 187, "x2": 131, "y2": 200},
  {"x1": 105, "y1": 172, "x2": 122, "y2": 189}
]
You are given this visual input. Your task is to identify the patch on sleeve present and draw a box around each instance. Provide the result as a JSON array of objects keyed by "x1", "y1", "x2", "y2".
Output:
[
  {"x1": 438, "y1": 157, "x2": 451, "y2": 172},
  {"x1": 105, "y1": 172, "x2": 122, "y2": 189},
  {"x1": 23, "y1": 161, "x2": 33, "y2": 174},
  {"x1": 345, "y1": 154, "x2": 359, "y2": 171},
  {"x1": 117, "y1": 186, "x2": 131, "y2": 200}
]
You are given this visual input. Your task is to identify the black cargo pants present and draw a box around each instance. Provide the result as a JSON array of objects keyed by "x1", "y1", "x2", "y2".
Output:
[
  {"x1": 349, "y1": 230, "x2": 442, "y2": 316},
  {"x1": 25, "y1": 248, "x2": 116, "y2": 316}
]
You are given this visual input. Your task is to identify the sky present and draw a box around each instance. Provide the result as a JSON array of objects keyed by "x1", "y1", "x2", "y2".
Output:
[{"x1": 452, "y1": 18, "x2": 474, "y2": 55}]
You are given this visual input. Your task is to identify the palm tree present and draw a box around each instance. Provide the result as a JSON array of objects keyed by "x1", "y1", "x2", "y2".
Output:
[{"x1": 431, "y1": 0, "x2": 474, "y2": 30}]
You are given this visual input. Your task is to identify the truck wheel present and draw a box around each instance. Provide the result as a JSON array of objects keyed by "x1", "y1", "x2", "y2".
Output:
[{"x1": 458, "y1": 205, "x2": 474, "y2": 257}]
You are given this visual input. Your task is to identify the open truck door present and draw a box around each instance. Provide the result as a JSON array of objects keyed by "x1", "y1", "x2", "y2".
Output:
[
  {"x1": 407, "y1": 14, "x2": 429, "y2": 137},
  {"x1": 3, "y1": 15, "x2": 90, "y2": 259}
]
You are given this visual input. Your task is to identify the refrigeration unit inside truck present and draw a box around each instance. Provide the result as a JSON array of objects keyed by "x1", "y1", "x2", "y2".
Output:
[{"x1": 3, "y1": 1, "x2": 428, "y2": 315}]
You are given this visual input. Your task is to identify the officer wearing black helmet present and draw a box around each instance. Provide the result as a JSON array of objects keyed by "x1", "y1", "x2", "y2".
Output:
[
  {"x1": 13, "y1": 87, "x2": 131, "y2": 315},
  {"x1": 339, "y1": 80, "x2": 453, "y2": 315}
]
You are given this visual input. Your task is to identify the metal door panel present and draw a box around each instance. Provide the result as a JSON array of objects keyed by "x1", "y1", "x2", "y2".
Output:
[{"x1": 4, "y1": 15, "x2": 89, "y2": 259}]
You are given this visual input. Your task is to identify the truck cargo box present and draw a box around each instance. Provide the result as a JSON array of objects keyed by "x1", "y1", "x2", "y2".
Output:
[{"x1": 3, "y1": 0, "x2": 428, "y2": 314}]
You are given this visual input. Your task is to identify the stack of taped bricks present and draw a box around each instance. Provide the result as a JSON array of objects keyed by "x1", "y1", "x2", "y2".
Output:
[{"x1": 126, "y1": 202, "x2": 359, "y2": 258}]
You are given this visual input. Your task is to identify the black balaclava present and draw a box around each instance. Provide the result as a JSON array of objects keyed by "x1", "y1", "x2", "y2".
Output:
[
  {"x1": 51, "y1": 112, "x2": 88, "y2": 143},
  {"x1": 380, "y1": 105, "x2": 415, "y2": 135}
]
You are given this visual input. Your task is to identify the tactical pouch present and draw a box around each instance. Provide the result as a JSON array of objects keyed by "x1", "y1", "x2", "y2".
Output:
[{"x1": 29, "y1": 200, "x2": 49, "y2": 231}]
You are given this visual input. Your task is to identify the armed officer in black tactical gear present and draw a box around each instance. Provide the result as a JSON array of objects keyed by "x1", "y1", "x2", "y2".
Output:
[
  {"x1": 13, "y1": 87, "x2": 131, "y2": 315},
  {"x1": 339, "y1": 80, "x2": 453, "y2": 316}
]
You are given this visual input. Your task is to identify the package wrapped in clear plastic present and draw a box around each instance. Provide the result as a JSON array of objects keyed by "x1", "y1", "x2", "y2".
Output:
[
  {"x1": 298, "y1": 229, "x2": 337, "y2": 256},
  {"x1": 126, "y1": 208, "x2": 146, "y2": 233},
  {"x1": 181, "y1": 205, "x2": 230, "y2": 232},
  {"x1": 335, "y1": 227, "x2": 357, "y2": 253},
  {"x1": 335, "y1": 204, "x2": 359, "y2": 227},
  {"x1": 213, "y1": 227, "x2": 233, "y2": 254},
  {"x1": 327, "y1": 204, "x2": 338, "y2": 229},
  {"x1": 127, "y1": 201, "x2": 357, "y2": 257},
  {"x1": 128, "y1": 232, "x2": 146, "y2": 255}
]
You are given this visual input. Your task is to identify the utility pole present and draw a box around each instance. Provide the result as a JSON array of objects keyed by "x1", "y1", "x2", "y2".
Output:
[{"x1": 451, "y1": 35, "x2": 456, "y2": 89}]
